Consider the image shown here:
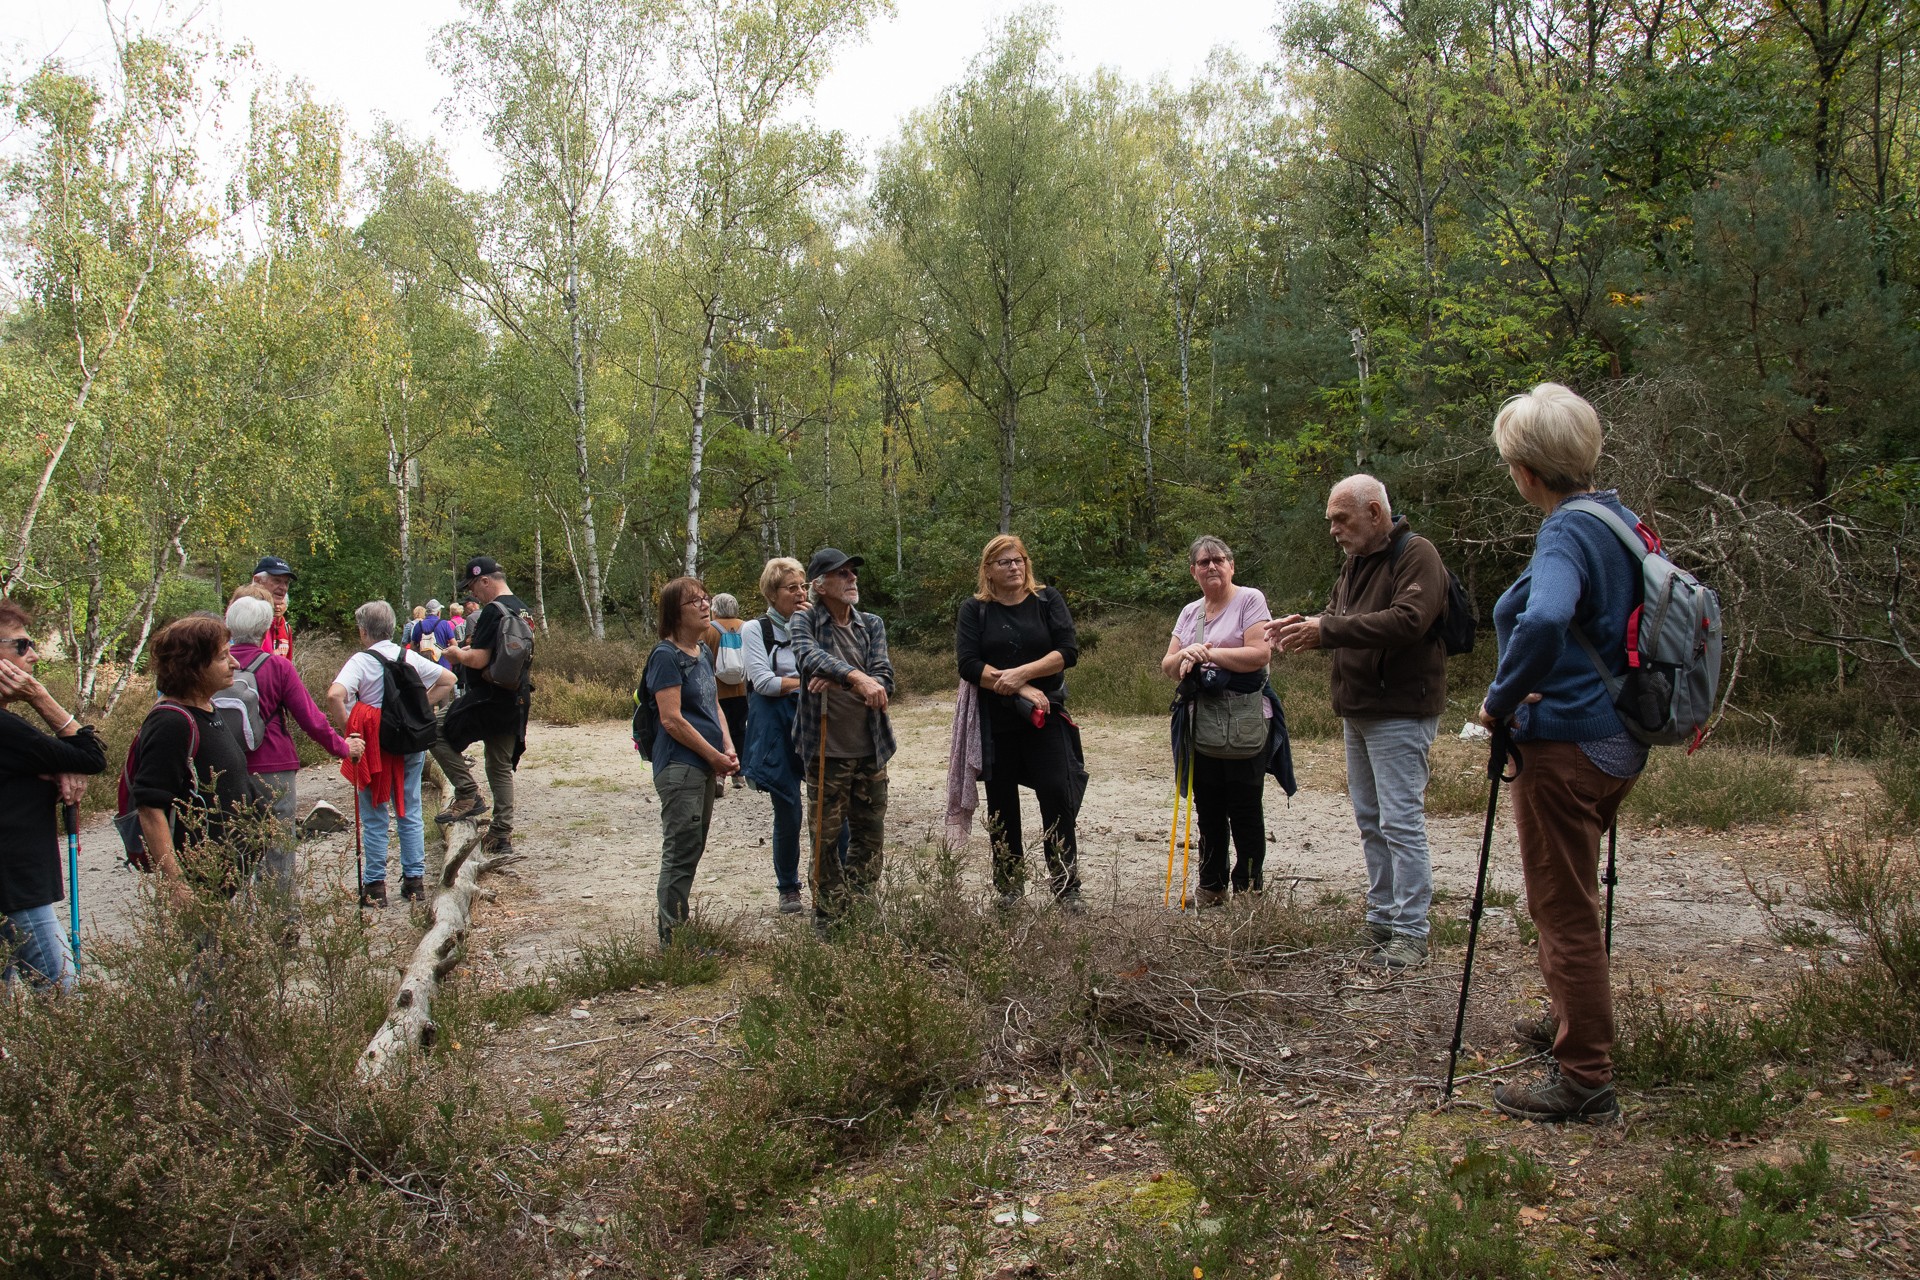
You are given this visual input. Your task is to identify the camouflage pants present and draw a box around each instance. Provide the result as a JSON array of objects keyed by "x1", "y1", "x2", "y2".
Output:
[{"x1": 806, "y1": 755, "x2": 888, "y2": 918}]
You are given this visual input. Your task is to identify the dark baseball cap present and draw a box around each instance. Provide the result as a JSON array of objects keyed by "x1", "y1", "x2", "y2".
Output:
[
  {"x1": 252, "y1": 555, "x2": 296, "y2": 578},
  {"x1": 464, "y1": 555, "x2": 503, "y2": 580},
  {"x1": 805, "y1": 548, "x2": 864, "y2": 581}
]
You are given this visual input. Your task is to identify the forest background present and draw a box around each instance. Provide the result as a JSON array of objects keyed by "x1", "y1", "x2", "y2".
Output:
[{"x1": 3, "y1": 0, "x2": 1918, "y2": 751}]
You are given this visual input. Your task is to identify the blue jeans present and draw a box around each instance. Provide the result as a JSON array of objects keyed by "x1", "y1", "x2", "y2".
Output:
[
  {"x1": 771, "y1": 790, "x2": 848, "y2": 894},
  {"x1": 1344, "y1": 715, "x2": 1439, "y2": 939},
  {"x1": 2, "y1": 904, "x2": 75, "y2": 992},
  {"x1": 357, "y1": 751, "x2": 427, "y2": 884}
]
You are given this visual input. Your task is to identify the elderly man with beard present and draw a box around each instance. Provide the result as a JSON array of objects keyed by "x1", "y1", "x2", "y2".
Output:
[{"x1": 789, "y1": 548, "x2": 895, "y2": 927}]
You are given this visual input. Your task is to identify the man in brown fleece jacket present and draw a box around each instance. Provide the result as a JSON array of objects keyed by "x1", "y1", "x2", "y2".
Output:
[{"x1": 1270, "y1": 475, "x2": 1448, "y2": 969}]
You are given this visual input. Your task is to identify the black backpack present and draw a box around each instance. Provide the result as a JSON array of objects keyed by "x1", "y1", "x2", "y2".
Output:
[
  {"x1": 1390, "y1": 532, "x2": 1475, "y2": 657},
  {"x1": 370, "y1": 648, "x2": 437, "y2": 754}
]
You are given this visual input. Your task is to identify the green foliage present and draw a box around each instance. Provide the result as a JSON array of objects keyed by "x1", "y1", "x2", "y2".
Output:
[
  {"x1": 1789, "y1": 831, "x2": 1920, "y2": 1059},
  {"x1": 1388, "y1": 1144, "x2": 1556, "y2": 1280},
  {"x1": 1601, "y1": 1144, "x2": 1858, "y2": 1276},
  {"x1": 478, "y1": 919, "x2": 729, "y2": 1027},
  {"x1": 1872, "y1": 729, "x2": 1920, "y2": 826}
]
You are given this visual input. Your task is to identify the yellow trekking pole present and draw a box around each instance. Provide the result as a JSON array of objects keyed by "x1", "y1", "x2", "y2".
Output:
[{"x1": 1164, "y1": 766, "x2": 1181, "y2": 906}]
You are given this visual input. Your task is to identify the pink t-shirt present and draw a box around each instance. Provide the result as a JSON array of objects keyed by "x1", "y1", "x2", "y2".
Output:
[{"x1": 1173, "y1": 587, "x2": 1274, "y2": 717}]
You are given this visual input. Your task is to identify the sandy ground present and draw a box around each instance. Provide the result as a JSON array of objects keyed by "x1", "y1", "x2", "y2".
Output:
[{"x1": 75, "y1": 697, "x2": 1804, "y2": 982}]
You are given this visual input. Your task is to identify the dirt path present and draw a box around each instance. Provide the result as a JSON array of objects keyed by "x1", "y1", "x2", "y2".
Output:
[{"x1": 76, "y1": 698, "x2": 1846, "y2": 983}]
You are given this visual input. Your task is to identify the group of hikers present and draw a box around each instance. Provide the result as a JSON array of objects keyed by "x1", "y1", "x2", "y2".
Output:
[{"x1": 0, "y1": 382, "x2": 1685, "y2": 1123}]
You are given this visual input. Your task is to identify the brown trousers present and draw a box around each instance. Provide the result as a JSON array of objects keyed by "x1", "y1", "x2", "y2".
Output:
[{"x1": 1509, "y1": 739, "x2": 1638, "y2": 1088}]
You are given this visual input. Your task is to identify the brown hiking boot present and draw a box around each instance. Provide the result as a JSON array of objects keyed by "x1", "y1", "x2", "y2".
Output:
[
  {"x1": 1194, "y1": 887, "x2": 1227, "y2": 910},
  {"x1": 1493, "y1": 1064, "x2": 1619, "y2": 1124},
  {"x1": 358, "y1": 879, "x2": 388, "y2": 908},
  {"x1": 1513, "y1": 1012, "x2": 1559, "y2": 1053},
  {"x1": 434, "y1": 794, "x2": 489, "y2": 826}
]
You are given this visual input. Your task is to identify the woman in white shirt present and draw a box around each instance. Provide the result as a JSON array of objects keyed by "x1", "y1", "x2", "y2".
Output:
[
  {"x1": 326, "y1": 601, "x2": 455, "y2": 908},
  {"x1": 741, "y1": 557, "x2": 814, "y2": 914}
]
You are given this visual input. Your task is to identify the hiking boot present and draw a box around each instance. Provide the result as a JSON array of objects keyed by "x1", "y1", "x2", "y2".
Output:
[
  {"x1": 995, "y1": 889, "x2": 1025, "y2": 911},
  {"x1": 1493, "y1": 1065, "x2": 1620, "y2": 1124},
  {"x1": 1056, "y1": 890, "x2": 1087, "y2": 915},
  {"x1": 481, "y1": 834, "x2": 514, "y2": 858},
  {"x1": 359, "y1": 879, "x2": 388, "y2": 909},
  {"x1": 1367, "y1": 934, "x2": 1430, "y2": 969},
  {"x1": 435, "y1": 794, "x2": 489, "y2": 826},
  {"x1": 1361, "y1": 921, "x2": 1394, "y2": 949},
  {"x1": 778, "y1": 889, "x2": 804, "y2": 915},
  {"x1": 401, "y1": 875, "x2": 427, "y2": 903},
  {"x1": 1513, "y1": 1012, "x2": 1559, "y2": 1053},
  {"x1": 1194, "y1": 887, "x2": 1227, "y2": 910}
]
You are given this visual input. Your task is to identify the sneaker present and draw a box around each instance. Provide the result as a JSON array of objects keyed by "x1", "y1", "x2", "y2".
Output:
[
  {"x1": 1194, "y1": 887, "x2": 1227, "y2": 910},
  {"x1": 401, "y1": 875, "x2": 427, "y2": 903},
  {"x1": 1513, "y1": 1012, "x2": 1559, "y2": 1053},
  {"x1": 1493, "y1": 1065, "x2": 1620, "y2": 1124},
  {"x1": 358, "y1": 879, "x2": 388, "y2": 908},
  {"x1": 1367, "y1": 934, "x2": 1430, "y2": 969},
  {"x1": 778, "y1": 889, "x2": 804, "y2": 915},
  {"x1": 434, "y1": 794, "x2": 489, "y2": 826}
]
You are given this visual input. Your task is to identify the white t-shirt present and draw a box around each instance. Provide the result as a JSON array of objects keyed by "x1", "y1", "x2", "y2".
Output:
[{"x1": 333, "y1": 641, "x2": 446, "y2": 709}]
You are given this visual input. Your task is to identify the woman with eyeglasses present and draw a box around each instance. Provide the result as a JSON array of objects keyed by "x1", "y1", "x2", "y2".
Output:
[
  {"x1": 955, "y1": 534, "x2": 1084, "y2": 909},
  {"x1": 1161, "y1": 536, "x2": 1275, "y2": 907},
  {"x1": 644, "y1": 576, "x2": 737, "y2": 947},
  {"x1": 0, "y1": 603, "x2": 106, "y2": 991}
]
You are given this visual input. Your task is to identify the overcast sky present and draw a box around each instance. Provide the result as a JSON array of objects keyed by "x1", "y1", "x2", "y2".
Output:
[{"x1": 16, "y1": 1, "x2": 1283, "y2": 188}]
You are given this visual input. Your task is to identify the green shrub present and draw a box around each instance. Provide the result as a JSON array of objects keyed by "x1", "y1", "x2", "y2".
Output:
[
  {"x1": 1601, "y1": 1145, "x2": 1856, "y2": 1275},
  {"x1": 0, "y1": 868, "x2": 550, "y2": 1276},
  {"x1": 1788, "y1": 831, "x2": 1920, "y2": 1058},
  {"x1": 1388, "y1": 1144, "x2": 1555, "y2": 1280},
  {"x1": 1614, "y1": 988, "x2": 1755, "y2": 1087},
  {"x1": 1872, "y1": 729, "x2": 1920, "y2": 826},
  {"x1": 478, "y1": 918, "x2": 730, "y2": 1027},
  {"x1": 1622, "y1": 750, "x2": 1808, "y2": 831}
]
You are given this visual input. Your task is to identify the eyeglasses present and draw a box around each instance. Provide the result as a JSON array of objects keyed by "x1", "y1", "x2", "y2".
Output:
[
  {"x1": 992, "y1": 557, "x2": 1026, "y2": 569},
  {"x1": 3, "y1": 637, "x2": 33, "y2": 655},
  {"x1": 1192, "y1": 556, "x2": 1229, "y2": 568},
  {"x1": 692, "y1": 596, "x2": 712, "y2": 607}
]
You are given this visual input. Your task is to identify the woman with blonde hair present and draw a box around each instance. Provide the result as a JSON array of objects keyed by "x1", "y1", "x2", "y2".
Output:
[
  {"x1": 1475, "y1": 382, "x2": 1648, "y2": 1124},
  {"x1": 741, "y1": 557, "x2": 818, "y2": 913},
  {"x1": 955, "y1": 534, "x2": 1084, "y2": 909}
]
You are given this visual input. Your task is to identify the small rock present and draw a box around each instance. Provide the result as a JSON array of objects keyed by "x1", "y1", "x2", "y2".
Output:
[
  {"x1": 300, "y1": 800, "x2": 347, "y2": 835},
  {"x1": 570, "y1": 1008, "x2": 592, "y2": 1020}
]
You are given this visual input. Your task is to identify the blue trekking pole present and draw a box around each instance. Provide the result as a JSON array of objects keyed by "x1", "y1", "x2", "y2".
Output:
[{"x1": 62, "y1": 803, "x2": 81, "y2": 976}]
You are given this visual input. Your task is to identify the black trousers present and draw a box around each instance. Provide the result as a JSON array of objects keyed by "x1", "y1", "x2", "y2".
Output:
[
  {"x1": 984, "y1": 714, "x2": 1081, "y2": 898},
  {"x1": 1192, "y1": 750, "x2": 1266, "y2": 892}
]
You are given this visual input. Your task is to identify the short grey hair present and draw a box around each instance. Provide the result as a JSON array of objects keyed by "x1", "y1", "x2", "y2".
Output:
[
  {"x1": 354, "y1": 600, "x2": 396, "y2": 641},
  {"x1": 225, "y1": 595, "x2": 273, "y2": 646},
  {"x1": 711, "y1": 592, "x2": 741, "y2": 619},
  {"x1": 1188, "y1": 535, "x2": 1234, "y2": 565},
  {"x1": 1329, "y1": 474, "x2": 1392, "y2": 518}
]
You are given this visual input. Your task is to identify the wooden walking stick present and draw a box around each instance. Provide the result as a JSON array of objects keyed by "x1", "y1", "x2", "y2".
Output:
[{"x1": 811, "y1": 702, "x2": 829, "y2": 906}]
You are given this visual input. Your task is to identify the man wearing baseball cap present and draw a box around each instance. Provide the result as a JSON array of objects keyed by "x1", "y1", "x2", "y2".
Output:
[
  {"x1": 252, "y1": 556, "x2": 296, "y2": 658},
  {"x1": 433, "y1": 556, "x2": 533, "y2": 855},
  {"x1": 790, "y1": 547, "x2": 895, "y2": 927}
]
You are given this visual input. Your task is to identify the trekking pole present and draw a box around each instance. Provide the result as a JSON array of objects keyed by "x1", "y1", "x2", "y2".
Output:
[
  {"x1": 1178, "y1": 707, "x2": 1195, "y2": 910},
  {"x1": 1165, "y1": 709, "x2": 1184, "y2": 907},
  {"x1": 1442, "y1": 722, "x2": 1521, "y2": 1104},
  {"x1": 352, "y1": 790, "x2": 364, "y2": 902},
  {"x1": 812, "y1": 703, "x2": 828, "y2": 906},
  {"x1": 62, "y1": 803, "x2": 81, "y2": 976},
  {"x1": 1603, "y1": 819, "x2": 1619, "y2": 955}
]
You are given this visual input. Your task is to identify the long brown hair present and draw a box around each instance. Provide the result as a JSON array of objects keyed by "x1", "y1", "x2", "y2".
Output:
[{"x1": 974, "y1": 534, "x2": 1044, "y2": 602}]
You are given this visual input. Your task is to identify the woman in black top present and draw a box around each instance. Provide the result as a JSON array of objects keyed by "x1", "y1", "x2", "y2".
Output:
[
  {"x1": 955, "y1": 534, "x2": 1083, "y2": 908},
  {"x1": 131, "y1": 615, "x2": 263, "y2": 905},
  {"x1": 0, "y1": 602, "x2": 106, "y2": 990}
]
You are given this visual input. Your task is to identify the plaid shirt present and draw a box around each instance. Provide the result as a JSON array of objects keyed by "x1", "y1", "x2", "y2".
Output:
[{"x1": 789, "y1": 601, "x2": 897, "y2": 769}]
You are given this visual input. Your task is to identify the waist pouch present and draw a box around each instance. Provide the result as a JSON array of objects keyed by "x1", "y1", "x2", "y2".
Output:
[{"x1": 1193, "y1": 688, "x2": 1266, "y2": 760}]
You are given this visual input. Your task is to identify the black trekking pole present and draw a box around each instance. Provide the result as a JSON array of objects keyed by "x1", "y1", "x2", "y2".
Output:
[
  {"x1": 1603, "y1": 819, "x2": 1619, "y2": 955},
  {"x1": 1443, "y1": 722, "x2": 1521, "y2": 1104}
]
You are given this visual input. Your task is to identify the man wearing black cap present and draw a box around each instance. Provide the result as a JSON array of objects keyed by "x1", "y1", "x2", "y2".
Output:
[
  {"x1": 790, "y1": 547, "x2": 895, "y2": 924},
  {"x1": 252, "y1": 556, "x2": 296, "y2": 658},
  {"x1": 433, "y1": 556, "x2": 533, "y2": 854}
]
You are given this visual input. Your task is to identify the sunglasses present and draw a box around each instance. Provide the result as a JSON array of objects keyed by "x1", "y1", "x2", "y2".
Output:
[{"x1": 4, "y1": 637, "x2": 33, "y2": 656}]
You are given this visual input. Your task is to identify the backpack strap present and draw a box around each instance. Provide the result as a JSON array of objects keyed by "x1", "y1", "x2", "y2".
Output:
[
  {"x1": 244, "y1": 651, "x2": 272, "y2": 676},
  {"x1": 1563, "y1": 498, "x2": 1655, "y2": 693}
]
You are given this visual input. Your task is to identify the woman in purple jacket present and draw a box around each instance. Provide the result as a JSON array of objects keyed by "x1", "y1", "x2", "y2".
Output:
[{"x1": 225, "y1": 590, "x2": 361, "y2": 899}]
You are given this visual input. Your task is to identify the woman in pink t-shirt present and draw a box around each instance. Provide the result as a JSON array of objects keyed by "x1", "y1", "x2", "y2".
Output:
[{"x1": 1160, "y1": 535, "x2": 1274, "y2": 906}]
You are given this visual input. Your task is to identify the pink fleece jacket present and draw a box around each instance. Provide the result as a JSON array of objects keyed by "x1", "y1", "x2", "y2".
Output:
[{"x1": 230, "y1": 641, "x2": 352, "y2": 774}]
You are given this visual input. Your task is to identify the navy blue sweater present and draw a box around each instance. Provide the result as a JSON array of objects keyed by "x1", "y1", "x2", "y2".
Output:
[{"x1": 1485, "y1": 490, "x2": 1644, "y2": 741}]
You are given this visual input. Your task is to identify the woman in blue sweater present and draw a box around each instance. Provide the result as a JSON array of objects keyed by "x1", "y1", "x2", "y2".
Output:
[{"x1": 1475, "y1": 383, "x2": 1646, "y2": 1124}]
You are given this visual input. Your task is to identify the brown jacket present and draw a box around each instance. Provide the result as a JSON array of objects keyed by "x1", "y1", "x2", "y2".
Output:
[{"x1": 1320, "y1": 518, "x2": 1448, "y2": 718}]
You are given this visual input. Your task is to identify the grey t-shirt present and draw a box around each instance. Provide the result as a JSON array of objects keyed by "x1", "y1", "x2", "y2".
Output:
[{"x1": 819, "y1": 618, "x2": 874, "y2": 759}]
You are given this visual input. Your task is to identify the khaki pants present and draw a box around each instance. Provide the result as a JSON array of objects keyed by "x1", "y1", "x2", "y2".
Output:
[{"x1": 430, "y1": 729, "x2": 517, "y2": 841}]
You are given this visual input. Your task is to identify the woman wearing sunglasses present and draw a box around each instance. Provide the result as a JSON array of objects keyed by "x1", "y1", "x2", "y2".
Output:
[{"x1": 0, "y1": 603, "x2": 106, "y2": 990}]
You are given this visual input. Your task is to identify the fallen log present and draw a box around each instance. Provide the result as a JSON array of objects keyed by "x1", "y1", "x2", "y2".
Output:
[{"x1": 357, "y1": 818, "x2": 520, "y2": 1079}]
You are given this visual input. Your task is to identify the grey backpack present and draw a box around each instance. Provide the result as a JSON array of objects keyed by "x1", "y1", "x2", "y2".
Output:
[
  {"x1": 1566, "y1": 499, "x2": 1723, "y2": 749},
  {"x1": 483, "y1": 601, "x2": 535, "y2": 689},
  {"x1": 211, "y1": 651, "x2": 274, "y2": 753}
]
